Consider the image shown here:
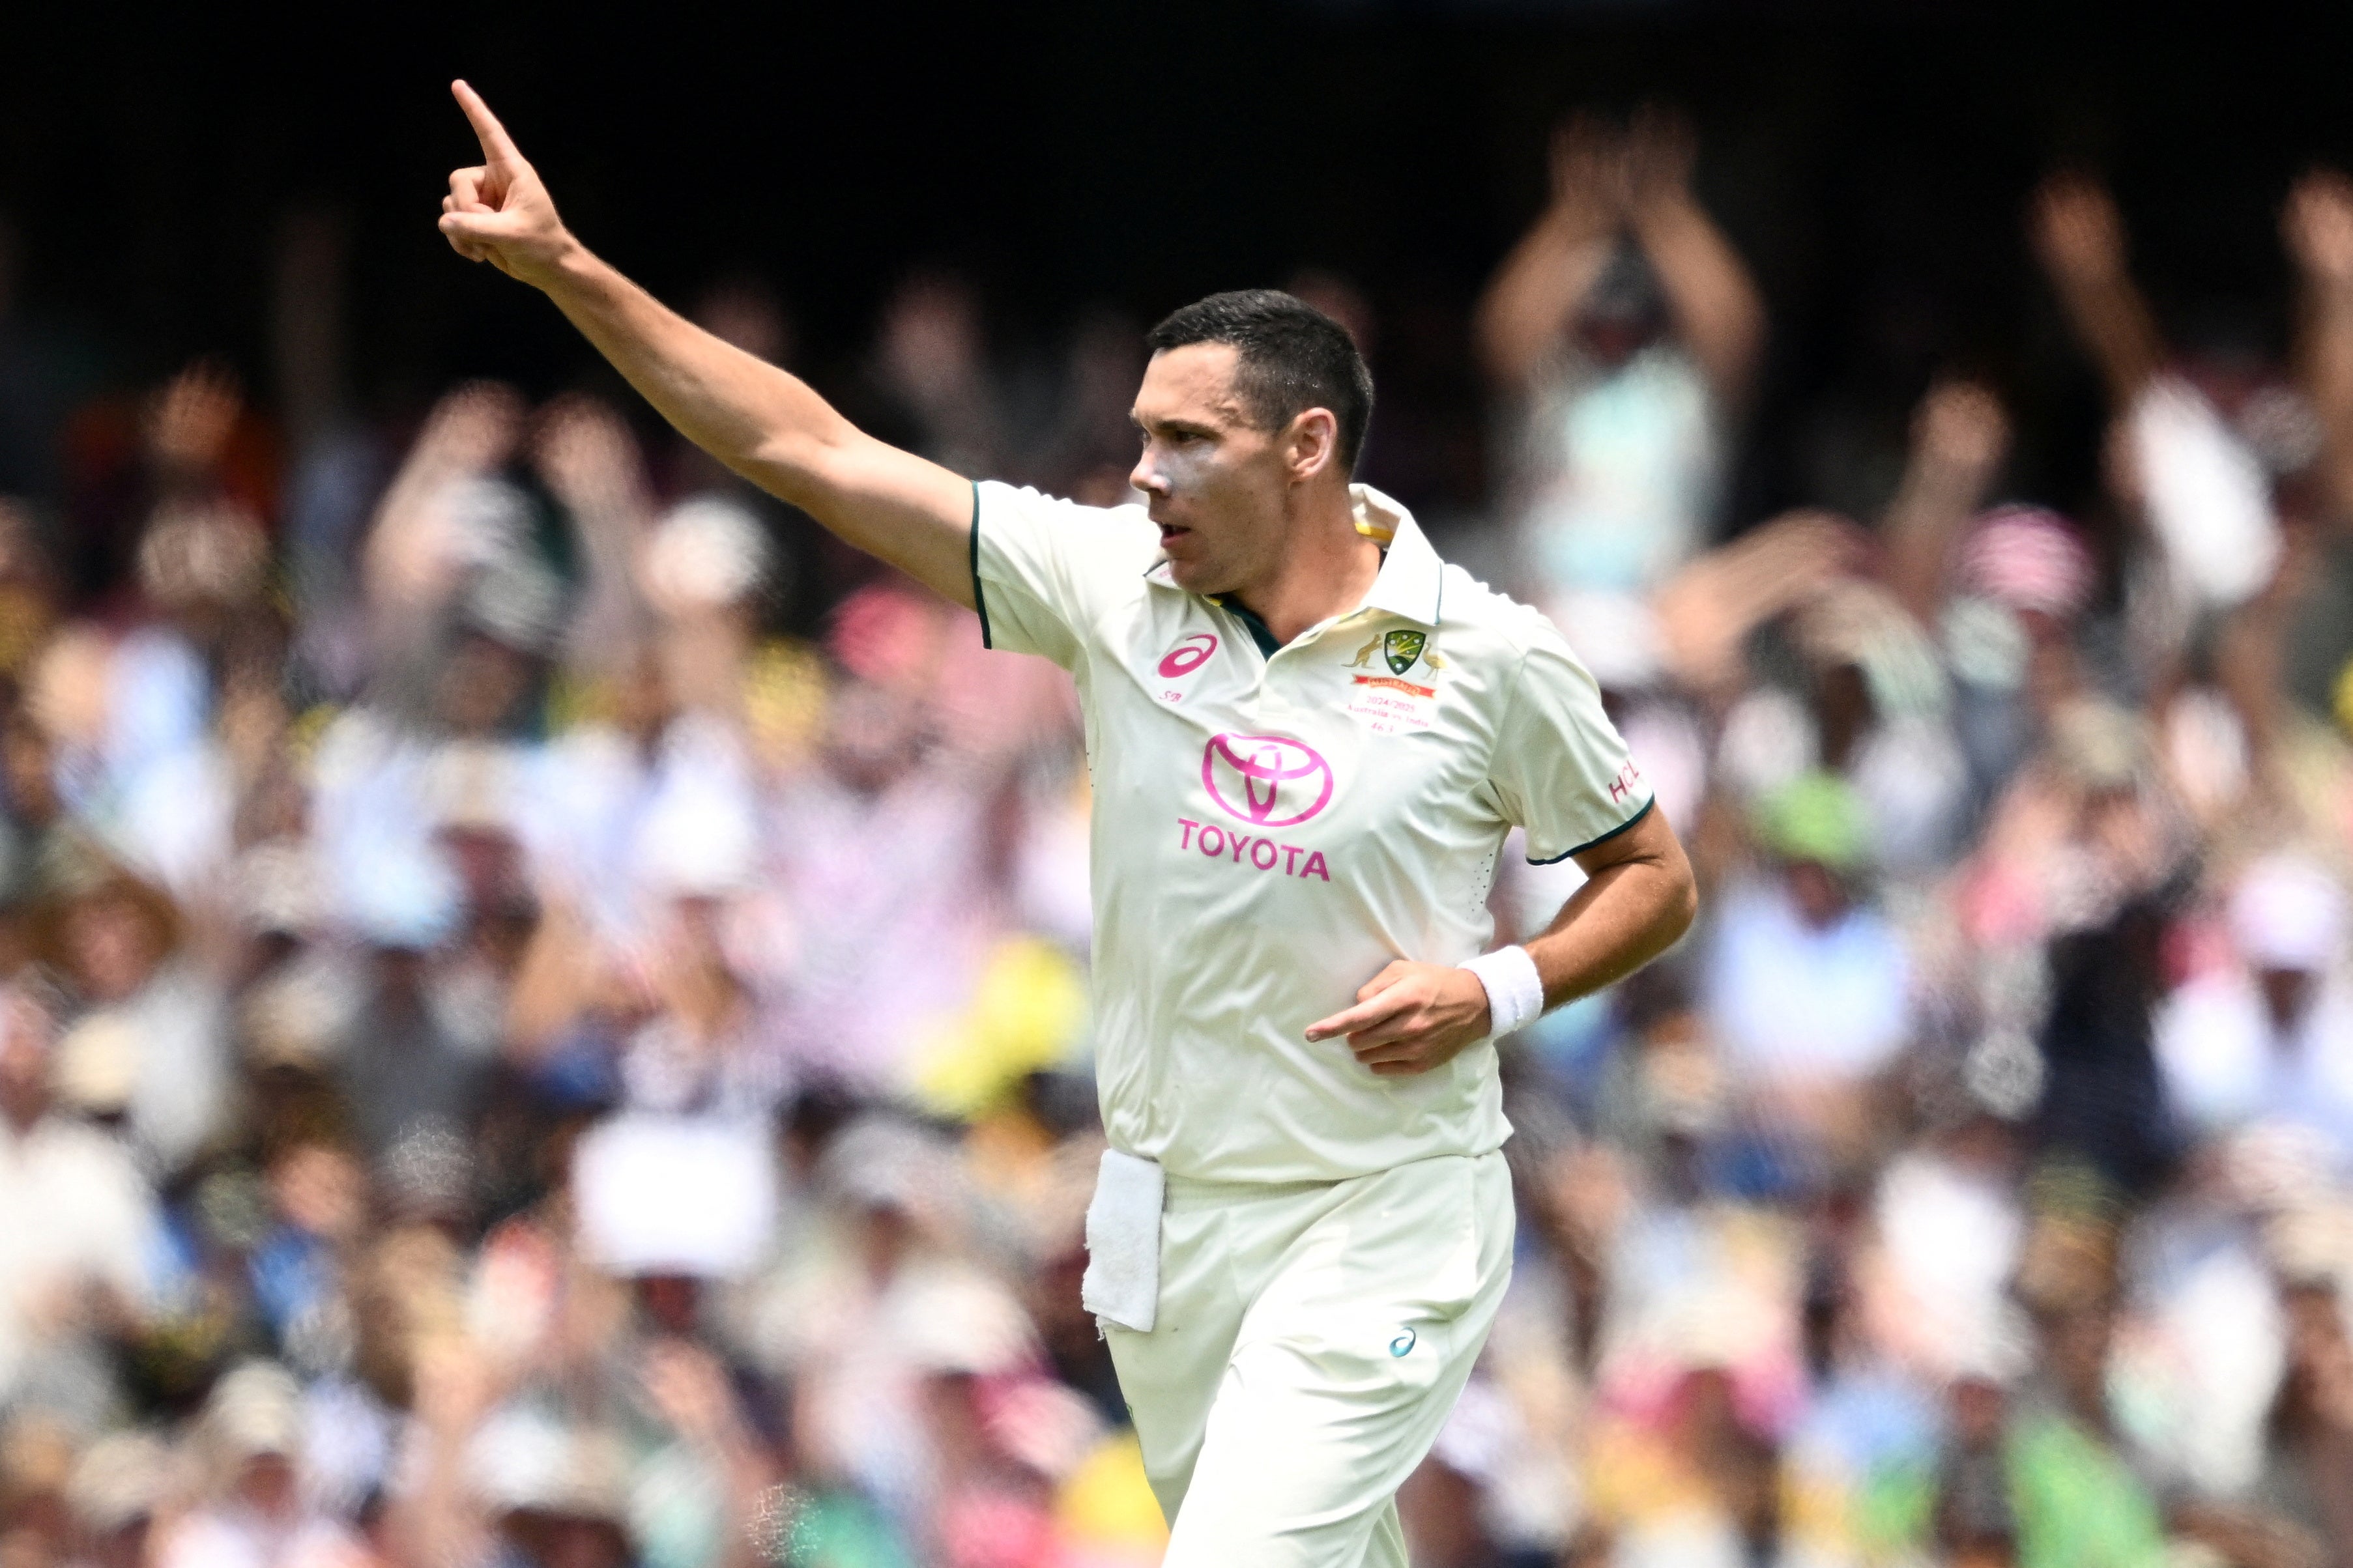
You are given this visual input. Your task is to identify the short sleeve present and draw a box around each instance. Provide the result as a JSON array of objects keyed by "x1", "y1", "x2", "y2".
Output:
[
  {"x1": 1486, "y1": 620, "x2": 1652, "y2": 863},
  {"x1": 970, "y1": 480, "x2": 1160, "y2": 670}
]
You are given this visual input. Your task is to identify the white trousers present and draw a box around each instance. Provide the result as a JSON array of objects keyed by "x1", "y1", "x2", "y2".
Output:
[{"x1": 1103, "y1": 1151, "x2": 1515, "y2": 1568}]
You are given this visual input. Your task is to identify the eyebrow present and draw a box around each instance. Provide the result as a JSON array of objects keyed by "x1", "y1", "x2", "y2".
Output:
[{"x1": 1133, "y1": 412, "x2": 1223, "y2": 440}]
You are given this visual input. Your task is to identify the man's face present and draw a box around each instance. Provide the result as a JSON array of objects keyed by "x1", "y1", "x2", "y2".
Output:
[{"x1": 1129, "y1": 343, "x2": 1295, "y2": 597}]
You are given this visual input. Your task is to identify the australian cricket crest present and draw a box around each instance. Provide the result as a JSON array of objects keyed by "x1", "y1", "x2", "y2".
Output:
[
  {"x1": 1346, "y1": 627, "x2": 1443, "y2": 677},
  {"x1": 1382, "y1": 629, "x2": 1426, "y2": 676},
  {"x1": 1344, "y1": 627, "x2": 1443, "y2": 735}
]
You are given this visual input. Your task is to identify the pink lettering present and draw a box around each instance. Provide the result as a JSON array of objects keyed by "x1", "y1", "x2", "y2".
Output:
[{"x1": 1171, "y1": 816, "x2": 1329, "y2": 882}]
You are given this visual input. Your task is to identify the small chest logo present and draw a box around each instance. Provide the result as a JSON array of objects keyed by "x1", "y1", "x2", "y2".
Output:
[
  {"x1": 1389, "y1": 1327, "x2": 1417, "y2": 1358},
  {"x1": 1346, "y1": 628, "x2": 1444, "y2": 677},
  {"x1": 1202, "y1": 734, "x2": 1335, "y2": 828},
  {"x1": 1157, "y1": 632, "x2": 1218, "y2": 679}
]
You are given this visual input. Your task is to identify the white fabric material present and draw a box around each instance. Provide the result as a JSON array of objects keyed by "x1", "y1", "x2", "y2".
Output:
[
  {"x1": 1462, "y1": 945, "x2": 1544, "y2": 1039},
  {"x1": 974, "y1": 480, "x2": 1647, "y2": 1182},
  {"x1": 2129, "y1": 377, "x2": 2280, "y2": 609},
  {"x1": 1104, "y1": 1151, "x2": 1514, "y2": 1567},
  {"x1": 2228, "y1": 854, "x2": 2348, "y2": 973},
  {"x1": 1082, "y1": 1147, "x2": 1166, "y2": 1332}
]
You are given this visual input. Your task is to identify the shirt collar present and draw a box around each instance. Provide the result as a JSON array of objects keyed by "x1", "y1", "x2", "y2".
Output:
[{"x1": 1142, "y1": 484, "x2": 1447, "y2": 627}]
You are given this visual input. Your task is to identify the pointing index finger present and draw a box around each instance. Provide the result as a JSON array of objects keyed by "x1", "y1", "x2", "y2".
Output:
[
  {"x1": 1304, "y1": 989, "x2": 1408, "y2": 1043},
  {"x1": 452, "y1": 79, "x2": 524, "y2": 166}
]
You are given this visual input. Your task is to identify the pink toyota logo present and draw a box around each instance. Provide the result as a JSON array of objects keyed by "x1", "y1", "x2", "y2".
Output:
[{"x1": 1202, "y1": 734, "x2": 1335, "y2": 827}]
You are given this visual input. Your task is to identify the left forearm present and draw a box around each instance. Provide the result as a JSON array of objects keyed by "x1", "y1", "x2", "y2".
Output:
[{"x1": 1525, "y1": 814, "x2": 1699, "y2": 1008}]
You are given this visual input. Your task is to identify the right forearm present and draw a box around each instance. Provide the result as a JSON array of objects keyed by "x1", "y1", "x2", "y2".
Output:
[
  {"x1": 536, "y1": 243, "x2": 853, "y2": 507},
  {"x1": 527, "y1": 242, "x2": 973, "y2": 602},
  {"x1": 2049, "y1": 269, "x2": 2166, "y2": 407},
  {"x1": 2302, "y1": 279, "x2": 2353, "y2": 517},
  {"x1": 1476, "y1": 207, "x2": 1615, "y2": 390}
]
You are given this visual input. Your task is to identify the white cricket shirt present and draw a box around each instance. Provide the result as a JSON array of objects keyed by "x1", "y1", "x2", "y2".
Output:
[{"x1": 973, "y1": 479, "x2": 1651, "y2": 1182}]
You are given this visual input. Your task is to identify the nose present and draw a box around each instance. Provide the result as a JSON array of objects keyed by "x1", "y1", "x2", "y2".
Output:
[{"x1": 1130, "y1": 449, "x2": 1168, "y2": 497}]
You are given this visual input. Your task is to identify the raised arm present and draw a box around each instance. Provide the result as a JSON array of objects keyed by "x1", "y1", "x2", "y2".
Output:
[
  {"x1": 2284, "y1": 168, "x2": 2353, "y2": 524},
  {"x1": 1621, "y1": 106, "x2": 1765, "y2": 412},
  {"x1": 1473, "y1": 115, "x2": 1624, "y2": 392},
  {"x1": 435, "y1": 81, "x2": 973, "y2": 604},
  {"x1": 2030, "y1": 173, "x2": 2168, "y2": 409},
  {"x1": 1881, "y1": 381, "x2": 2010, "y2": 623}
]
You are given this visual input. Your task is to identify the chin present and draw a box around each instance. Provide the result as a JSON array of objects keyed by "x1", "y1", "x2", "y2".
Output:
[{"x1": 1162, "y1": 556, "x2": 1230, "y2": 596}]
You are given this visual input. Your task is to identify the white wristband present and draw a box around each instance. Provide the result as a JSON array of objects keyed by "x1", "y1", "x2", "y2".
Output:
[{"x1": 1459, "y1": 945, "x2": 1545, "y2": 1040}]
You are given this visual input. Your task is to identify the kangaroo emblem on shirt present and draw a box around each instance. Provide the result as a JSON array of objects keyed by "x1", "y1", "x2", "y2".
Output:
[{"x1": 1346, "y1": 631, "x2": 1446, "y2": 676}]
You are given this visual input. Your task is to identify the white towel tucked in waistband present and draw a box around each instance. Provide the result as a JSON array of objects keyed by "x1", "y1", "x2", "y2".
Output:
[{"x1": 1081, "y1": 1147, "x2": 1164, "y2": 1332}]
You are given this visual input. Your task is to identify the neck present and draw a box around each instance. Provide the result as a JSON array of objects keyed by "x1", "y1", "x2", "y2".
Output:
[{"x1": 1231, "y1": 483, "x2": 1382, "y2": 646}]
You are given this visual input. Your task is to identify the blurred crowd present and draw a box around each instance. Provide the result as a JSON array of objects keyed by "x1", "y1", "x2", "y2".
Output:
[{"x1": 5, "y1": 103, "x2": 2353, "y2": 1568}]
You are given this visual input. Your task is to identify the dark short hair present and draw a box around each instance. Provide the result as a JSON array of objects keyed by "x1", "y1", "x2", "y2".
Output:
[{"x1": 1145, "y1": 289, "x2": 1375, "y2": 473}]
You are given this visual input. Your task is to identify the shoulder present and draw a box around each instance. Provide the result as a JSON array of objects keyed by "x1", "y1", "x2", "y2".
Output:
[
  {"x1": 1436, "y1": 566, "x2": 1602, "y2": 683},
  {"x1": 976, "y1": 481, "x2": 1162, "y2": 570}
]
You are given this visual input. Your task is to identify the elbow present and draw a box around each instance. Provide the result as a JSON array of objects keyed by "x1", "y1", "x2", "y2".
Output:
[{"x1": 1662, "y1": 860, "x2": 1701, "y2": 947}]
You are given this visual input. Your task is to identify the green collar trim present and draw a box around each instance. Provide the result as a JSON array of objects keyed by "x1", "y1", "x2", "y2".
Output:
[{"x1": 1213, "y1": 595, "x2": 1284, "y2": 659}]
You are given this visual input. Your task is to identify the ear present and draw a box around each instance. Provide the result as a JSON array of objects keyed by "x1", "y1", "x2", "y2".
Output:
[{"x1": 1284, "y1": 406, "x2": 1342, "y2": 484}]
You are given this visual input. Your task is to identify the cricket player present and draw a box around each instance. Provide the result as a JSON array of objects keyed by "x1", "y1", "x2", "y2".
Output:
[{"x1": 437, "y1": 79, "x2": 1697, "y2": 1565}]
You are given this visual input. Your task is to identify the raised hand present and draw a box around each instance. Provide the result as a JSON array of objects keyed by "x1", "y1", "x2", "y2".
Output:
[
  {"x1": 437, "y1": 80, "x2": 573, "y2": 287},
  {"x1": 2032, "y1": 173, "x2": 2130, "y2": 287},
  {"x1": 2284, "y1": 169, "x2": 2353, "y2": 289},
  {"x1": 1621, "y1": 102, "x2": 1699, "y2": 219},
  {"x1": 1547, "y1": 112, "x2": 1622, "y2": 223},
  {"x1": 1913, "y1": 380, "x2": 2010, "y2": 475},
  {"x1": 145, "y1": 358, "x2": 243, "y2": 473}
]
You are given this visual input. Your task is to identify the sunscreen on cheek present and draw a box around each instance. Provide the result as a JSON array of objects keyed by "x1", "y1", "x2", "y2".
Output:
[{"x1": 1155, "y1": 442, "x2": 1216, "y2": 496}]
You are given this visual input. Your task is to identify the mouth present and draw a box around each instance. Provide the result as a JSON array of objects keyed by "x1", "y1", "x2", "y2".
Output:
[{"x1": 1157, "y1": 522, "x2": 1192, "y2": 552}]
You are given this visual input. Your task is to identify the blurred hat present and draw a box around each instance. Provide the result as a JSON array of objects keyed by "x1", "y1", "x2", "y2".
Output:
[
  {"x1": 1959, "y1": 506, "x2": 2094, "y2": 621},
  {"x1": 137, "y1": 500, "x2": 269, "y2": 611},
  {"x1": 233, "y1": 841, "x2": 324, "y2": 939},
  {"x1": 1945, "y1": 1312, "x2": 2032, "y2": 1388},
  {"x1": 1550, "y1": 589, "x2": 1663, "y2": 691},
  {"x1": 2047, "y1": 699, "x2": 2147, "y2": 792},
  {"x1": 378, "y1": 1120, "x2": 474, "y2": 1219},
  {"x1": 203, "y1": 1360, "x2": 304, "y2": 1463},
  {"x1": 467, "y1": 1409, "x2": 631, "y2": 1524},
  {"x1": 895, "y1": 1274, "x2": 1038, "y2": 1378},
  {"x1": 459, "y1": 558, "x2": 566, "y2": 656},
  {"x1": 2227, "y1": 853, "x2": 2348, "y2": 974},
  {"x1": 818, "y1": 1114, "x2": 949, "y2": 1216},
  {"x1": 51, "y1": 1012, "x2": 137, "y2": 1117},
  {"x1": 1754, "y1": 771, "x2": 1869, "y2": 874},
  {"x1": 642, "y1": 497, "x2": 771, "y2": 614},
  {"x1": 424, "y1": 742, "x2": 521, "y2": 838},
  {"x1": 65, "y1": 1431, "x2": 173, "y2": 1534},
  {"x1": 828, "y1": 586, "x2": 944, "y2": 689},
  {"x1": 2012, "y1": 1214, "x2": 2118, "y2": 1317},
  {"x1": 2219, "y1": 1123, "x2": 2337, "y2": 1215}
]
